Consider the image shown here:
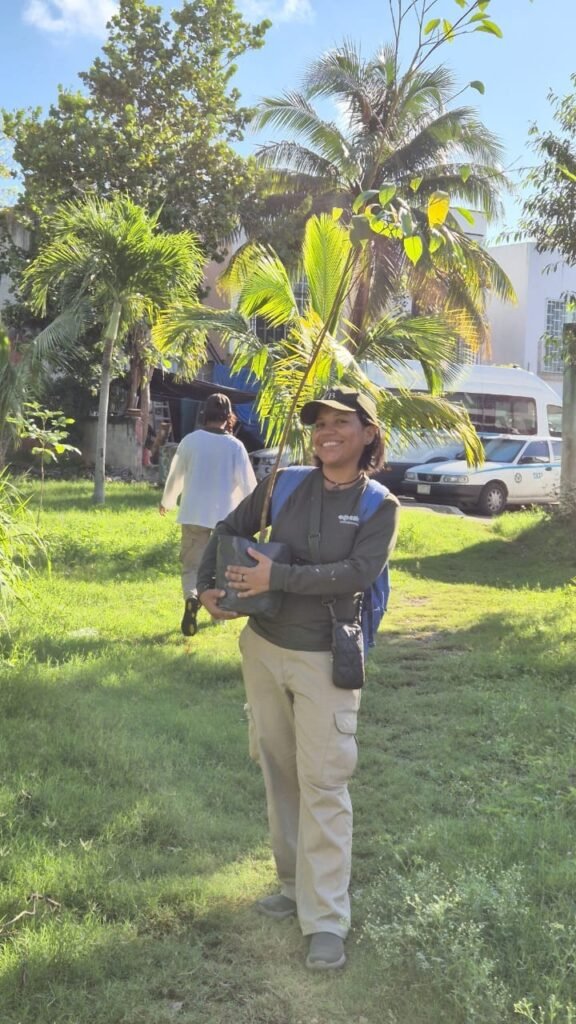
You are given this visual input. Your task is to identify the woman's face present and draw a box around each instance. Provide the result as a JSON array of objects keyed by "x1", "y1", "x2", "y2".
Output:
[{"x1": 312, "y1": 407, "x2": 376, "y2": 472}]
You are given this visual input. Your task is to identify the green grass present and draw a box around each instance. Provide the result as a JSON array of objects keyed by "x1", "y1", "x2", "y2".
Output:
[{"x1": 1, "y1": 481, "x2": 576, "y2": 1024}]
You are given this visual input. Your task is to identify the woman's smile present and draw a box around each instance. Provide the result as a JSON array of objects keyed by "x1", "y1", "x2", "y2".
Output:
[{"x1": 312, "y1": 409, "x2": 375, "y2": 477}]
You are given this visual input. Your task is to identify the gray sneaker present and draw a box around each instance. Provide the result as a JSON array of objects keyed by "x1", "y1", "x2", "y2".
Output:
[
  {"x1": 254, "y1": 894, "x2": 297, "y2": 920},
  {"x1": 306, "y1": 932, "x2": 346, "y2": 970}
]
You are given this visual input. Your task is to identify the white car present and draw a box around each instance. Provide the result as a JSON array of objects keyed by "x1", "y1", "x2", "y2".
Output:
[
  {"x1": 403, "y1": 435, "x2": 562, "y2": 515},
  {"x1": 249, "y1": 447, "x2": 293, "y2": 482}
]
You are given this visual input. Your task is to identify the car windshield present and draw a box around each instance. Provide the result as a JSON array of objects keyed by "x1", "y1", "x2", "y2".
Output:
[{"x1": 482, "y1": 439, "x2": 524, "y2": 462}]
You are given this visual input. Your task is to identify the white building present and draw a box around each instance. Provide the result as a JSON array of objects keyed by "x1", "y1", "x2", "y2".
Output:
[{"x1": 486, "y1": 241, "x2": 576, "y2": 399}]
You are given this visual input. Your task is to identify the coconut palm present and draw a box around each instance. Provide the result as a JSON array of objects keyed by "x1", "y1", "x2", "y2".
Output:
[
  {"x1": 154, "y1": 212, "x2": 483, "y2": 536},
  {"x1": 246, "y1": 42, "x2": 513, "y2": 347},
  {"x1": 23, "y1": 194, "x2": 204, "y2": 503}
]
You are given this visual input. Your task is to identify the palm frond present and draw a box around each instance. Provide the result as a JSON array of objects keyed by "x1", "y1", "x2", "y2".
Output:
[
  {"x1": 152, "y1": 303, "x2": 249, "y2": 372},
  {"x1": 303, "y1": 214, "x2": 353, "y2": 328},
  {"x1": 255, "y1": 141, "x2": 343, "y2": 183}
]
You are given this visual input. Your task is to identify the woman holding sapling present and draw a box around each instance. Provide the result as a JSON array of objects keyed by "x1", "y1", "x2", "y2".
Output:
[{"x1": 197, "y1": 386, "x2": 399, "y2": 970}]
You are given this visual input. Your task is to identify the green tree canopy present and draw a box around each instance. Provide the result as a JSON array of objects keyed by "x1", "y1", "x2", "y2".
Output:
[
  {"x1": 2, "y1": 0, "x2": 269, "y2": 257},
  {"x1": 244, "y1": 25, "x2": 514, "y2": 348},
  {"x1": 521, "y1": 76, "x2": 576, "y2": 265},
  {"x1": 24, "y1": 194, "x2": 205, "y2": 504}
]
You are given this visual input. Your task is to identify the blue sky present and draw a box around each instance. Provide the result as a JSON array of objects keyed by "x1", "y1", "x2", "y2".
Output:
[{"x1": 1, "y1": 0, "x2": 575, "y2": 232}]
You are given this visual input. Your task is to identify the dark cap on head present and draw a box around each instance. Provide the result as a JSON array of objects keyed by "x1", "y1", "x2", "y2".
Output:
[
  {"x1": 204, "y1": 392, "x2": 232, "y2": 422},
  {"x1": 299, "y1": 386, "x2": 379, "y2": 426}
]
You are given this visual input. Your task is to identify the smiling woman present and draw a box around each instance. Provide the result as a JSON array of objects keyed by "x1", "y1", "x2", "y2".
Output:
[{"x1": 195, "y1": 386, "x2": 400, "y2": 971}]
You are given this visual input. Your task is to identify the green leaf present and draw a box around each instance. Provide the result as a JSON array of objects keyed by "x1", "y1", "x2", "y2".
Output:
[
  {"x1": 352, "y1": 189, "x2": 379, "y2": 214},
  {"x1": 403, "y1": 236, "x2": 423, "y2": 265},
  {"x1": 427, "y1": 191, "x2": 450, "y2": 228},
  {"x1": 378, "y1": 185, "x2": 397, "y2": 207},
  {"x1": 454, "y1": 0, "x2": 466, "y2": 7},
  {"x1": 409, "y1": 176, "x2": 423, "y2": 192},
  {"x1": 401, "y1": 210, "x2": 415, "y2": 236},
  {"x1": 331, "y1": 207, "x2": 343, "y2": 221},
  {"x1": 459, "y1": 165, "x2": 472, "y2": 183},
  {"x1": 455, "y1": 206, "x2": 476, "y2": 225},
  {"x1": 423, "y1": 17, "x2": 440, "y2": 34},
  {"x1": 476, "y1": 19, "x2": 503, "y2": 38},
  {"x1": 429, "y1": 235, "x2": 444, "y2": 254},
  {"x1": 442, "y1": 18, "x2": 455, "y2": 40},
  {"x1": 350, "y1": 214, "x2": 372, "y2": 246},
  {"x1": 559, "y1": 165, "x2": 576, "y2": 183},
  {"x1": 470, "y1": 80, "x2": 485, "y2": 94}
]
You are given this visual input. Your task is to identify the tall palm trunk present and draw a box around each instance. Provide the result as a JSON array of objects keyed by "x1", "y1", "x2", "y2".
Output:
[
  {"x1": 348, "y1": 245, "x2": 374, "y2": 349},
  {"x1": 93, "y1": 302, "x2": 122, "y2": 504},
  {"x1": 560, "y1": 325, "x2": 576, "y2": 516},
  {"x1": 140, "y1": 362, "x2": 151, "y2": 456}
]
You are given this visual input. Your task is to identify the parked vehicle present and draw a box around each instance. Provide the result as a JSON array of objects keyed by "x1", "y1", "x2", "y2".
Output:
[
  {"x1": 402, "y1": 435, "x2": 562, "y2": 515},
  {"x1": 249, "y1": 447, "x2": 293, "y2": 482},
  {"x1": 366, "y1": 361, "x2": 563, "y2": 494}
]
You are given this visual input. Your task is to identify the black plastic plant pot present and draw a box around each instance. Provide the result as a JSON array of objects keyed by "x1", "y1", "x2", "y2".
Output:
[{"x1": 215, "y1": 535, "x2": 291, "y2": 618}]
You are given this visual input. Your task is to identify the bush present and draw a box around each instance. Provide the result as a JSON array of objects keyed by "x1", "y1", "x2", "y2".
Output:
[{"x1": 0, "y1": 471, "x2": 46, "y2": 622}]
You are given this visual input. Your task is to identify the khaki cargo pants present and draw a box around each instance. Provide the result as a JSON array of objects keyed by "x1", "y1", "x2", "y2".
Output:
[
  {"x1": 239, "y1": 624, "x2": 361, "y2": 938},
  {"x1": 180, "y1": 524, "x2": 211, "y2": 598}
]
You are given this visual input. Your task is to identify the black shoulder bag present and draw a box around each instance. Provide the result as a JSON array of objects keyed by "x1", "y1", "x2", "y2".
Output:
[{"x1": 308, "y1": 483, "x2": 365, "y2": 690}]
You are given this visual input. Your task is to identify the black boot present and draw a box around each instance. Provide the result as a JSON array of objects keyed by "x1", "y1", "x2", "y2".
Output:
[{"x1": 181, "y1": 596, "x2": 199, "y2": 637}]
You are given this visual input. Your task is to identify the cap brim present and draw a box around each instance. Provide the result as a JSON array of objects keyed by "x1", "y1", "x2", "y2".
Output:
[{"x1": 299, "y1": 399, "x2": 358, "y2": 425}]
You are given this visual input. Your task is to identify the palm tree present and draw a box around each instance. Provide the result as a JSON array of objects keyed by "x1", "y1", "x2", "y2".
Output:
[
  {"x1": 23, "y1": 195, "x2": 204, "y2": 503},
  {"x1": 154, "y1": 212, "x2": 483, "y2": 537},
  {"x1": 246, "y1": 43, "x2": 514, "y2": 347}
]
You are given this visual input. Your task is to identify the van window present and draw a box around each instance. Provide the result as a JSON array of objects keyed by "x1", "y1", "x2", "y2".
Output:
[
  {"x1": 519, "y1": 441, "x2": 550, "y2": 464},
  {"x1": 451, "y1": 392, "x2": 537, "y2": 434},
  {"x1": 552, "y1": 440, "x2": 562, "y2": 460},
  {"x1": 547, "y1": 404, "x2": 563, "y2": 437}
]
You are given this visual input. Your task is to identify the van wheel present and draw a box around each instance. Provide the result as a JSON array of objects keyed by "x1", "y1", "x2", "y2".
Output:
[{"x1": 478, "y1": 481, "x2": 507, "y2": 516}]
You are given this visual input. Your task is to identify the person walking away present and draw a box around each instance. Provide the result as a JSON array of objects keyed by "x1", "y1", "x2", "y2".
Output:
[
  {"x1": 159, "y1": 392, "x2": 257, "y2": 636},
  {"x1": 196, "y1": 387, "x2": 400, "y2": 970}
]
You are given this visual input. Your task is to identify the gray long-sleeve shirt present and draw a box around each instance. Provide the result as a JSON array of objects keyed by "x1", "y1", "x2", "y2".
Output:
[{"x1": 197, "y1": 468, "x2": 400, "y2": 652}]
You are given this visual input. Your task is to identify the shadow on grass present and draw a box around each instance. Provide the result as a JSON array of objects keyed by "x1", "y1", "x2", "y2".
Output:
[
  {"x1": 396, "y1": 515, "x2": 576, "y2": 590},
  {"x1": 46, "y1": 536, "x2": 178, "y2": 578}
]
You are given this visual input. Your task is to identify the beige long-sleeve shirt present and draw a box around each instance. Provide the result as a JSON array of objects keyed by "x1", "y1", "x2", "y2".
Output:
[{"x1": 161, "y1": 429, "x2": 257, "y2": 527}]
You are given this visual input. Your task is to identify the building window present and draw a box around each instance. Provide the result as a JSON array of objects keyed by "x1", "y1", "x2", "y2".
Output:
[
  {"x1": 249, "y1": 280, "x2": 308, "y2": 344},
  {"x1": 542, "y1": 299, "x2": 575, "y2": 373}
]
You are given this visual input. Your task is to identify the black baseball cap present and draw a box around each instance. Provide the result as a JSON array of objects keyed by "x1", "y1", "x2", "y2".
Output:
[{"x1": 299, "y1": 386, "x2": 379, "y2": 426}]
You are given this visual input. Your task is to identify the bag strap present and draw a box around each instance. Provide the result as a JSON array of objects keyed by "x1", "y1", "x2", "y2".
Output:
[
  {"x1": 307, "y1": 470, "x2": 323, "y2": 563},
  {"x1": 308, "y1": 475, "x2": 368, "y2": 621},
  {"x1": 270, "y1": 466, "x2": 315, "y2": 523}
]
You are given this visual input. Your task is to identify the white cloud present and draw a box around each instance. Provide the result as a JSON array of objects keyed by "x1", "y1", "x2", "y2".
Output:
[
  {"x1": 240, "y1": 0, "x2": 314, "y2": 25},
  {"x1": 23, "y1": 0, "x2": 118, "y2": 36}
]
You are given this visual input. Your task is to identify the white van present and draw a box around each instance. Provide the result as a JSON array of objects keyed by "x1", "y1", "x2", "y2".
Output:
[{"x1": 365, "y1": 361, "x2": 563, "y2": 492}]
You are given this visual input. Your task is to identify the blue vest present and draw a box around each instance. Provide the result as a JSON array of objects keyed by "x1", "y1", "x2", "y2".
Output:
[{"x1": 270, "y1": 467, "x2": 391, "y2": 651}]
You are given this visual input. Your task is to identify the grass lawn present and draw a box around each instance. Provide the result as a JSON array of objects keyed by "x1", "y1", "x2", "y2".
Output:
[{"x1": 1, "y1": 481, "x2": 576, "y2": 1024}]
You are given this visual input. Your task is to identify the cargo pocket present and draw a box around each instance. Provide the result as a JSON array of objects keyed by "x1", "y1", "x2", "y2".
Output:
[
  {"x1": 329, "y1": 709, "x2": 359, "y2": 783},
  {"x1": 243, "y1": 702, "x2": 260, "y2": 764}
]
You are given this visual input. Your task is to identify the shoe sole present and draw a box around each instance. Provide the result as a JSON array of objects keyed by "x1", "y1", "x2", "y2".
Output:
[
  {"x1": 255, "y1": 903, "x2": 297, "y2": 921},
  {"x1": 181, "y1": 602, "x2": 198, "y2": 637},
  {"x1": 306, "y1": 953, "x2": 347, "y2": 970}
]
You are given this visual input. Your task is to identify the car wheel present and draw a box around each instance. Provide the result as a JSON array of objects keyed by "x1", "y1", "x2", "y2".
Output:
[{"x1": 477, "y1": 481, "x2": 507, "y2": 516}]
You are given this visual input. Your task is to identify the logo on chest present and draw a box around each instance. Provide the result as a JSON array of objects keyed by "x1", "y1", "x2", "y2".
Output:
[{"x1": 338, "y1": 513, "x2": 360, "y2": 526}]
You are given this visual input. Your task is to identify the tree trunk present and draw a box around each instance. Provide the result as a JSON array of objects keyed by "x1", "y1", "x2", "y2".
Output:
[
  {"x1": 140, "y1": 362, "x2": 151, "y2": 452},
  {"x1": 93, "y1": 302, "x2": 122, "y2": 505},
  {"x1": 560, "y1": 333, "x2": 576, "y2": 515}
]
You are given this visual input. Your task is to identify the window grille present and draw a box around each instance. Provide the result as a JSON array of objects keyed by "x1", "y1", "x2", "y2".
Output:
[{"x1": 542, "y1": 299, "x2": 575, "y2": 373}]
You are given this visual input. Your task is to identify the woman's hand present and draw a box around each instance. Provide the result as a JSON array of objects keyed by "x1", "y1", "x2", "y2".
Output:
[
  {"x1": 199, "y1": 589, "x2": 238, "y2": 620},
  {"x1": 225, "y1": 548, "x2": 272, "y2": 598}
]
